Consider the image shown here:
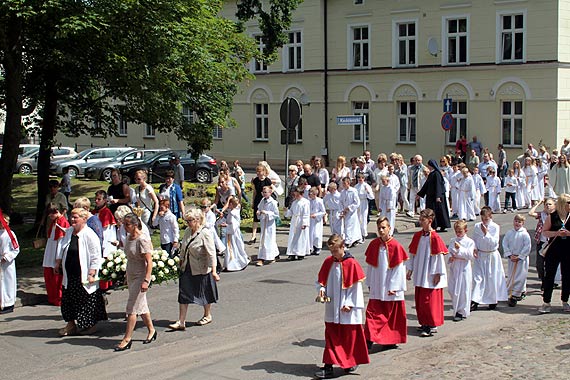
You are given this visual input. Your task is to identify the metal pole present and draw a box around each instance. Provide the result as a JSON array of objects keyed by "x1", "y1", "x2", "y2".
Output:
[
  {"x1": 284, "y1": 98, "x2": 290, "y2": 203},
  {"x1": 362, "y1": 115, "x2": 367, "y2": 153}
]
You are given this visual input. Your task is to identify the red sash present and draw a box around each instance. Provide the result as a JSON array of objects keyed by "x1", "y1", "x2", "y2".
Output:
[
  {"x1": 0, "y1": 209, "x2": 19, "y2": 249},
  {"x1": 47, "y1": 215, "x2": 70, "y2": 240}
]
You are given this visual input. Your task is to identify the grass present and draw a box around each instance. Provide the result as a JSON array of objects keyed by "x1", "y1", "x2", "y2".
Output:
[{"x1": 10, "y1": 175, "x2": 266, "y2": 269}]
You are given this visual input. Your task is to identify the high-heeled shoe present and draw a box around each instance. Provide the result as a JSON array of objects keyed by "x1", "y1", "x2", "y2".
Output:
[
  {"x1": 247, "y1": 237, "x2": 257, "y2": 245},
  {"x1": 143, "y1": 330, "x2": 157, "y2": 344},
  {"x1": 114, "y1": 340, "x2": 132, "y2": 352}
]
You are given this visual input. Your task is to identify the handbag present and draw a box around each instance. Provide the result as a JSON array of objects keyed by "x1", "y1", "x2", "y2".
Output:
[
  {"x1": 540, "y1": 213, "x2": 570, "y2": 257},
  {"x1": 32, "y1": 226, "x2": 46, "y2": 249}
]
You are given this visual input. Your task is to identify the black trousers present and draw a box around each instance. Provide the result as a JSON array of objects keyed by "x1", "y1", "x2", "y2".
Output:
[
  {"x1": 504, "y1": 192, "x2": 516, "y2": 210},
  {"x1": 536, "y1": 241, "x2": 545, "y2": 282},
  {"x1": 542, "y1": 245, "x2": 570, "y2": 303}
]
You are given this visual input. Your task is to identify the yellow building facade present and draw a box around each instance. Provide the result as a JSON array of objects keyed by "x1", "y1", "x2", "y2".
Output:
[{"x1": 58, "y1": 0, "x2": 570, "y2": 169}]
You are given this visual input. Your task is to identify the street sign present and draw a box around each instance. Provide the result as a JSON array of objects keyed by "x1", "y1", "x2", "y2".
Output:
[
  {"x1": 336, "y1": 115, "x2": 365, "y2": 125},
  {"x1": 280, "y1": 129, "x2": 297, "y2": 145},
  {"x1": 443, "y1": 98, "x2": 453, "y2": 113},
  {"x1": 280, "y1": 98, "x2": 301, "y2": 130},
  {"x1": 441, "y1": 112, "x2": 454, "y2": 131}
]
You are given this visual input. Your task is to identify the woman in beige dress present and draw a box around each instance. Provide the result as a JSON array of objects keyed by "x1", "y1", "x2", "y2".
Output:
[{"x1": 115, "y1": 213, "x2": 156, "y2": 351}]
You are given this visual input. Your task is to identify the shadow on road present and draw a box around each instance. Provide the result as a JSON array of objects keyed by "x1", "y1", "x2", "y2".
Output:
[{"x1": 242, "y1": 361, "x2": 319, "y2": 378}]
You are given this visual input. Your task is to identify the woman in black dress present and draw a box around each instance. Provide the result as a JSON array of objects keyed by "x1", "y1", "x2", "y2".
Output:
[
  {"x1": 55, "y1": 208, "x2": 107, "y2": 336},
  {"x1": 416, "y1": 159, "x2": 451, "y2": 232},
  {"x1": 248, "y1": 164, "x2": 272, "y2": 244}
]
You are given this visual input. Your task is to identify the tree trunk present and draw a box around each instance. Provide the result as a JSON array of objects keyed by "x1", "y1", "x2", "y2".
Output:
[
  {"x1": 35, "y1": 77, "x2": 58, "y2": 226},
  {"x1": 0, "y1": 15, "x2": 24, "y2": 214}
]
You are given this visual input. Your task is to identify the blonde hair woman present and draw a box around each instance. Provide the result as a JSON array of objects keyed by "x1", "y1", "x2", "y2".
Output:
[{"x1": 134, "y1": 169, "x2": 159, "y2": 227}]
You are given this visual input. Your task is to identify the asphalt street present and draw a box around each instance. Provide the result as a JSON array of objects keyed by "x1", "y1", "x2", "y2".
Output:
[{"x1": 1, "y1": 210, "x2": 569, "y2": 380}]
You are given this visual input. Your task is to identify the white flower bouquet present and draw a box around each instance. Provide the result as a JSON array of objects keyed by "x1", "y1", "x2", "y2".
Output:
[{"x1": 99, "y1": 249, "x2": 180, "y2": 286}]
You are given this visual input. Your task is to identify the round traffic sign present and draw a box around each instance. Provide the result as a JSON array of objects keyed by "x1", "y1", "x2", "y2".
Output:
[
  {"x1": 441, "y1": 112, "x2": 454, "y2": 131},
  {"x1": 280, "y1": 97, "x2": 301, "y2": 130}
]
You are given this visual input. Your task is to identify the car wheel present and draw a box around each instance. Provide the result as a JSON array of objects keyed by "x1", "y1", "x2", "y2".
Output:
[
  {"x1": 102, "y1": 168, "x2": 113, "y2": 182},
  {"x1": 18, "y1": 164, "x2": 32, "y2": 175},
  {"x1": 67, "y1": 166, "x2": 79, "y2": 177},
  {"x1": 195, "y1": 168, "x2": 211, "y2": 183}
]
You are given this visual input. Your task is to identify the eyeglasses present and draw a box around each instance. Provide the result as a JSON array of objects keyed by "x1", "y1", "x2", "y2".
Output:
[
  {"x1": 186, "y1": 218, "x2": 195, "y2": 222},
  {"x1": 199, "y1": 205, "x2": 208, "y2": 209}
]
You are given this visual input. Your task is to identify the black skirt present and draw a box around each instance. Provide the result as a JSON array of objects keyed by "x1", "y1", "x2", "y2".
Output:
[
  {"x1": 178, "y1": 265, "x2": 218, "y2": 306},
  {"x1": 61, "y1": 277, "x2": 107, "y2": 330}
]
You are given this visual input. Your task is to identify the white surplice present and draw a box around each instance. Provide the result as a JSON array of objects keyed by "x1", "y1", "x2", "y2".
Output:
[
  {"x1": 340, "y1": 187, "x2": 361, "y2": 246},
  {"x1": 0, "y1": 229, "x2": 19, "y2": 308},
  {"x1": 472, "y1": 220, "x2": 508, "y2": 304},
  {"x1": 485, "y1": 175, "x2": 502, "y2": 213},
  {"x1": 406, "y1": 235, "x2": 447, "y2": 289},
  {"x1": 224, "y1": 208, "x2": 250, "y2": 271},
  {"x1": 317, "y1": 263, "x2": 365, "y2": 324},
  {"x1": 447, "y1": 236, "x2": 475, "y2": 317},
  {"x1": 502, "y1": 227, "x2": 532, "y2": 297},
  {"x1": 366, "y1": 246, "x2": 407, "y2": 301},
  {"x1": 205, "y1": 209, "x2": 226, "y2": 253},
  {"x1": 324, "y1": 191, "x2": 343, "y2": 237},
  {"x1": 309, "y1": 197, "x2": 326, "y2": 250},
  {"x1": 472, "y1": 173, "x2": 486, "y2": 215},
  {"x1": 285, "y1": 197, "x2": 311, "y2": 256},
  {"x1": 378, "y1": 185, "x2": 396, "y2": 235},
  {"x1": 457, "y1": 175, "x2": 476, "y2": 221},
  {"x1": 257, "y1": 197, "x2": 280, "y2": 261},
  {"x1": 355, "y1": 182, "x2": 374, "y2": 239}
]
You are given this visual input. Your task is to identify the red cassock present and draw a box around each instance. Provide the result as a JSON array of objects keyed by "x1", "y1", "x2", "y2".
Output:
[
  {"x1": 364, "y1": 238, "x2": 408, "y2": 345},
  {"x1": 93, "y1": 206, "x2": 116, "y2": 290},
  {"x1": 409, "y1": 230, "x2": 448, "y2": 327},
  {"x1": 44, "y1": 216, "x2": 70, "y2": 306},
  {"x1": 318, "y1": 255, "x2": 370, "y2": 369}
]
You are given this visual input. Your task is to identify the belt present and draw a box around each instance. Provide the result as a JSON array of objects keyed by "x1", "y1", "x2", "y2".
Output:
[{"x1": 477, "y1": 249, "x2": 496, "y2": 253}]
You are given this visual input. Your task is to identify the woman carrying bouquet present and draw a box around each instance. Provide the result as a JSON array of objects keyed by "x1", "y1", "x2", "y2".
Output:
[
  {"x1": 115, "y1": 213, "x2": 156, "y2": 351},
  {"x1": 169, "y1": 209, "x2": 220, "y2": 330}
]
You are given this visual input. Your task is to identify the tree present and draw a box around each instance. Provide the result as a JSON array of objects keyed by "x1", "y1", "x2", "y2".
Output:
[{"x1": 0, "y1": 0, "x2": 302, "y2": 220}]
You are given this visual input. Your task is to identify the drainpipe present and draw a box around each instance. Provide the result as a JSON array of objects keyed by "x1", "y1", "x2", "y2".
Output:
[{"x1": 323, "y1": 0, "x2": 330, "y2": 167}]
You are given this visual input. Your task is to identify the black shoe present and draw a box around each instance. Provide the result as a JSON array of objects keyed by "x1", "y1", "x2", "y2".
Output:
[
  {"x1": 488, "y1": 303, "x2": 497, "y2": 310},
  {"x1": 366, "y1": 340, "x2": 373, "y2": 351},
  {"x1": 288, "y1": 255, "x2": 296, "y2": 261},
  {"x1": 297, "y1": 256, "x2": 304, "y2": 260},
  {"x1": 315, "y1": 365, "x2": 334, "y2": 379},
  {"x1": 453, "y1": 312, "x2": 464, "y2": 322},
  {"x1": 344, "y1": 365, "x2": 358, "y2": 374},
  {"x1": 114, "y1": 340, "x2": 132, "y2": 352},
  {"x1": 0, "y1": 305, "x2": 14, "y2": 314},
  {"x1": 508, "y1": 298, "x2": 517, "y2": 307},
  {"x1": 470, "y1": 301, "x2": 479, "y2": 312},
  {"x1": 379, "y1": 344, "x2": 398, "y2": 351},
  {"x1": 437, "y1": 228, "x2": 447, "y2": 232},
  {"x1": 419, "y1": 326, "x2": 433, "y2": 337},
  {"x1": 143, "y1": 330, "x2": 157, "y2": 344}
]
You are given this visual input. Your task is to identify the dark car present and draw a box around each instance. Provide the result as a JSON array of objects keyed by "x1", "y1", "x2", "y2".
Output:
[
  {"x1": 84, "y1": 148, "x2": 167, "y2": 181},
  {"x1": 119, "y1": 150, "x2": 218, "y2": 184}
]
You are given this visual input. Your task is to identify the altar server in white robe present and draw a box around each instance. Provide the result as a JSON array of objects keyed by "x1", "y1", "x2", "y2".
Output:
[
  {"x1": 340, "y1": 177, "x2": 361, "y2": 247},
  {"x1": 523, "y1": 157, "x2": 540, "y2": 206},
  {"x1": 472, "y1": 167, "x2": 486, "y2": 215},
  {"x1": 449, "y1": 165, "x2": 462, "y2": 217},
  {"x1": 324, "y1": 182, "x2": 343, "y2": 237},
  {"x1": 512, "y1": 160, "x2": 527, "y2": 208},
  {"x1": 502, "y1": 214, "x2": 532, "y2": 307},
  {"x1": 354, "y1": 174, "x2": 374, "y2": 240},
  {"x1": 536, "y1": 158, "x2": 548, "y2": 201},
  {"x1": 0, "y1": 212, "x2": 19, "y2": 313},
  {"x1": 256, "y1": 186, "x2": 280, "y2": 266},
  {"x1": 471, "y1": 207, "x2": 508, "y2": 311},
  {"x1": 457, "y1": 168, "x2": 476, "y2": 221},
  {"x1": 285, "y1": 186, "x2": 311, "y2": 260},
  {"x1": 485, "y1": 168, "x2": 502, "y2": 213},
  {"x1": 447, "y1": 220, "x2": 475, "y2": 321},
  {"x1": 223, "y1": 197, "x2": 250, "y2": 271},
  {"x1": 378, "y1": 176, "x2": 396, "y2": 235},
  {"x1": 309, "y1": 187, "x2": 326, "y2": 255},
  {"x1": 202, "y1": 198, "x2": 226, "y2": 255}
]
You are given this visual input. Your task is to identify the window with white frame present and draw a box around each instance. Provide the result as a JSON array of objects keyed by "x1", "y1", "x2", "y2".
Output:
[
  {"x1": 501, "y1": 101, "x2": 523, "y2": 146},
  {"x1": 284, "y1": 31, "x2": 302, "y2": 72},
  {"x1": 182, "y1": 104, "x2": 195, "y2": 126},
  {"x1": 212, "y1": 125, "x2": 223, "y2": 140},
  {"x1": 445, "y1": 101, "x2": 467, "y2": 145},
  {"x1": 253, "y1": 35, "x2": 268, "y2": 73},
  {"x1": 499, "y1": 12, "x2": 525, "y2": 62},
  {"x1": 349, "y1": 25, "x2": 370, "y2": 69},
  {"x1": 255, "y1": 103, "x2": 269, "y2": 140},
  {"x1": 117, "y1": 112, "x2": 128, "y2": 136},
  {"x1": 444, "y1": 17, "x2": 468, "y2": 65},
  {"x1": 395, "y1": 21, "x2": 416, "y2": 66},
  {"x1": 352, "y1": 101, "x2": 369, "y2": 142},
  {"x1": 398, "y1": 101, "x2": 416, "y2": 143},
  {"x1": 144, "y1": 124, "x2": 156, "y2": 138}
]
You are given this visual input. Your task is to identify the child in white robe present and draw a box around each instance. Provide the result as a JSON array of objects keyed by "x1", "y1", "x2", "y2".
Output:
[
  {"x1": 285, "y1": 186, "x2": 311, "y2": 260},
  {"x1": 502, "y1": 214, "x2": 532, "y2": 307},
  {"x1": 354, "y1": 174, "x2": 374, "y2": 241},
  {"x1": 340, "y1": 177, "x2": 361, "y2": 247},
  {"x1": 485, "y1": 168, "x2": 502, "y2": 213},
  {"x1": 323, "y1": 182, "x2": 343, "y2": 237},
  {"x1": 447, "y1": 220, "x2": 475, "y2": 321},
  {"x1": 472, "y1": 167, "x2": 486, "y2": 215},
  {"x1": 309, "y1": 187, "x2": 326, "y2": 255},
  {"x1": 256, "y1": 186, "x2": 280, "y2": 265},
  {"x1": 471, "y1": 207, "x2": 508, "y2": 311},
  {"x1": 449, "y1": 165, "x2": 462, "y2": 217},
  {"x1": 457, "y1": 168, "x2": 476, "y2": 221},
  {"x1": 0, "y1": 213, "x2": 19, "y2": 314},
  {"x1": 503, "y1": 169, "x2": 518, "y2": 211},
  {"x1": 223, "y1": 197, "x2": 250, "y2": 271},
  {"x1": 378, "y1": 176, "x2": 396, "y2": 235}
]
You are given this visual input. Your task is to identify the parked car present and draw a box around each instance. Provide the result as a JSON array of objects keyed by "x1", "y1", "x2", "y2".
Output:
[
  {"x1": 15, "y1": 146, "x2": 77, "y2": 175},
  {"x1": 119, "y1": 150, "x2": 218, "y2": 184},
  {"x1": 18, "y1": 144, "x2": 40, "y2": 156},
  {"x1": 50, "y1": 147, "x2": 133, "y2": 177},
  {"x1": 84, "y1": 148, "x2": 167, "y2": 181}
]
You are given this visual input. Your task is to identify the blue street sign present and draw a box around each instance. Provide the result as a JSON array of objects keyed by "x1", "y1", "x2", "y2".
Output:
[
  {"x1": 441, "y1": 112, "x2": 454, "y2": 131},
  {"x1": 443, "y1": 98, "x2": 453, "y2": 113},
  {"x1": 337, "y1": 115, "x2": 365, "y2": 125}
]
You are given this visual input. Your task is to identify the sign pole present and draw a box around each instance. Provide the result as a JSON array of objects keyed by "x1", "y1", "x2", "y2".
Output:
[{"x1": 285, "y1": 98, "x2": 290, "y2": 203}]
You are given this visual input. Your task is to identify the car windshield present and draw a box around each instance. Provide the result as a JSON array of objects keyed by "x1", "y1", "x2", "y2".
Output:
[
  {"x1": 142, "y1": 151, "x2": 170, "y2": 163},
  {"x1": 20, "y1": 147, "x2": 40, "y2": 157},
  {"x1": 109, "y1": 149, "x2": 136, "y2": 162}
]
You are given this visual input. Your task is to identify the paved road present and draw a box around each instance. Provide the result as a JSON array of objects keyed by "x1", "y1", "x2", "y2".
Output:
[{"x1": 2, "y1": 211, "x2": 569, "y2": 380}]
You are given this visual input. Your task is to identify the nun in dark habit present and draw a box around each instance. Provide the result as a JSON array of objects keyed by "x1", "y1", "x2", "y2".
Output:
[{"x1": 416, "y1": 159, "x2": 451, "y2": 232}]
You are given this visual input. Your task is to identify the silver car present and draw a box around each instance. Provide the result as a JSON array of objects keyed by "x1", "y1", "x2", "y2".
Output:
[
  {"x1": 15, "y1": 147, "x2": 77, "y2": 175},
  {"x1": 84, "y1": 148, "x2": 167, "y2": 181},
  {"x1": 50, "y1": 147, "x2": 133, "y2": 177}
]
